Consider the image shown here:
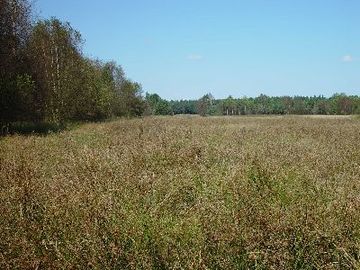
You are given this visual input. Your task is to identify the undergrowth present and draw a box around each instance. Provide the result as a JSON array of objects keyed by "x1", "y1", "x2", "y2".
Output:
[{"x1": 0, "y1": 116, "x2": 359, "y2": 269}]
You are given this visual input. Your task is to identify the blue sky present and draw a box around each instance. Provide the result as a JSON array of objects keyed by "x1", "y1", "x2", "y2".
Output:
[{"x1": 36, "y1": 0, "x2": 359, "y2": 100}]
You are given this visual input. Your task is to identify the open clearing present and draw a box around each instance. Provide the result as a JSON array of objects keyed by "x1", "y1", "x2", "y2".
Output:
[{"x1": 1, "y1": 116, "x2": 360, "y2": 269}]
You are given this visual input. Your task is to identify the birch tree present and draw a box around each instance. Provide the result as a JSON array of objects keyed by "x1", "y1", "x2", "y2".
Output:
[{"x1": 27, "y1": 18, "x2": 82, "y2": 123}]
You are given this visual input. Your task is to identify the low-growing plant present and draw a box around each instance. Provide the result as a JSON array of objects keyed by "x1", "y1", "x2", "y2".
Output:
[{"x1": 0, "y1": 116, "x2": 359, "y2": 269}]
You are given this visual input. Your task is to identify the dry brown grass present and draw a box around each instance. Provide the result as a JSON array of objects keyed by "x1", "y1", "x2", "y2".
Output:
[{"x1": 1, "y1": 116, "x2": 360, "y2": 269}]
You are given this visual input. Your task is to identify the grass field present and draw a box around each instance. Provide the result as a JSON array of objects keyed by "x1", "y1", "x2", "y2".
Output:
[{"x1": 1, "y1": 116, "x2": 360, "y2": 269}]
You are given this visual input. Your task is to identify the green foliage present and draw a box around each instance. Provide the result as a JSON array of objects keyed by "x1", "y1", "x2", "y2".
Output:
[
  {"x1": 151, "y1": 93, "x2": 360, "y2": 116},
  {"x1": 1, "y1": 0, "x2": 146, "y2": 132},
  {"x1": 197, "y1": 93, "x2": 214, "y2": 116},
  {"x1": 142, "y1": 92, "x2": 360, "y2": 117},
  {"x1": 115, "y1": 80, "x2": 146, "y2": 117},
  {"x1": 15, "y1": 74, "x2": 38, "y2": 119},
  {"x1": 329, "y1": 93, "x2": 356, "y2": 115},
  {"x1": 1, "y1": 0, "x2": 359, "y2": 132},
  {"x1": 170, "y1": 99, "x2": 197, "y2": 114},
  {"x1": 145, "y1": 93, "x2": 172, "y2": 115}
]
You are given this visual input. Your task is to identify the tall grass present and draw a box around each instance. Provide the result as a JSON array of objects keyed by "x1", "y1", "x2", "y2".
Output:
[{"x1": 1, "y1": 116, "x2": 359, "y2": 269}]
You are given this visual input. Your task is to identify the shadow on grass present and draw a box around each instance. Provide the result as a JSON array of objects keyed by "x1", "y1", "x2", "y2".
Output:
[
  {"x1": 1, "y1": 116, "x2": 143, "y2": 137},
  {"x1": 1, "y1": 122, "x2": 67, "y2": 136}
]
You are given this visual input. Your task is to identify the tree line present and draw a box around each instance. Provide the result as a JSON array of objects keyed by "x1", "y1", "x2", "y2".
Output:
[
  {"x1": 1, "y1": 0, "x2": 145, "y2": 132},
  {"x1": 1, "y1": 0, "x2": 359, "y2": 134},
  {"x1": 145, "y1": 93, "x2": 360, "y2": 116}
]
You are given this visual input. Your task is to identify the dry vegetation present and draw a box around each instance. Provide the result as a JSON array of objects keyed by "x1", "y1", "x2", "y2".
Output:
[{"x1": 1, "y1": 116, "x2": 360, "y2": 269}]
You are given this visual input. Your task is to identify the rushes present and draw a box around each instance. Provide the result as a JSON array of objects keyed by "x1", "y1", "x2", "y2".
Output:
[{"x1": 1, "y1": 116, "x2": 360, "y2": 269}]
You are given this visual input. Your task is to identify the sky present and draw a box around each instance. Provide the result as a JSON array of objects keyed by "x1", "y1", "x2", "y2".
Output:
[{"x1": 36, "y1": 0, "x2": 360, "y2": 100}]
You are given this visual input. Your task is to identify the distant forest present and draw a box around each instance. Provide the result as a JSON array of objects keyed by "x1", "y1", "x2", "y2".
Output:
[
  {"x1": 1, "y1": 0, "x2": 359, "y2": 133},
  {"x1": 147, "y1": 93, "x2": 360, "y2": 116}
]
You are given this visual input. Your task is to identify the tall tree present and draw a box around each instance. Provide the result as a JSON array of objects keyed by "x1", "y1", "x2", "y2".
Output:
[
  {"x1": 0, "y1": 0, "x2": 32, "y2": 76},
  {"x1": 145, "y1": 93, "x2": 172, "y2": 115},
  {"x1": 0, "y1": 0, "x2": 33, "y2": 126},
  {"x1": 117, "y1": 80, "x2": 146, "y2": 117},
  {"x1": 27, "y1": 18, "x2": 83, "y2": 123},
  {"x1": 197, "y1": 93, "x2": 214, "y2": 116}
]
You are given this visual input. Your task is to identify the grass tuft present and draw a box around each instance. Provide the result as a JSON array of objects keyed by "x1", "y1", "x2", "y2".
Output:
[{"x1": 1, "y1": 116, "x2": 360, "y2": 269}]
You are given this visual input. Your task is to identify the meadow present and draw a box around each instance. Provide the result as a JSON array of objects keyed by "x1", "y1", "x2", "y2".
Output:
[{"x1": 1, "y1": 115, "x2": 360, "y2": 269}]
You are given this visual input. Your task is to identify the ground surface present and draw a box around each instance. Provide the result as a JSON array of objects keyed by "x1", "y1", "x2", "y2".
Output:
[{"x1": 1, "y1": 116, "x2": 360, "y2": 269}]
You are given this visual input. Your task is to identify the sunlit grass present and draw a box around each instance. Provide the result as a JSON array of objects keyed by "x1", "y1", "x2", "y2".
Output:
[{"x1": 1, "y1": 116, "x2": 359, "y2": 269}]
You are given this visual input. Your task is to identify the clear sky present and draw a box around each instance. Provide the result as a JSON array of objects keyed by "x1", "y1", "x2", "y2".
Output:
[{"x1": 36, "y1": 0, "x2": 359, "y2": 100}]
